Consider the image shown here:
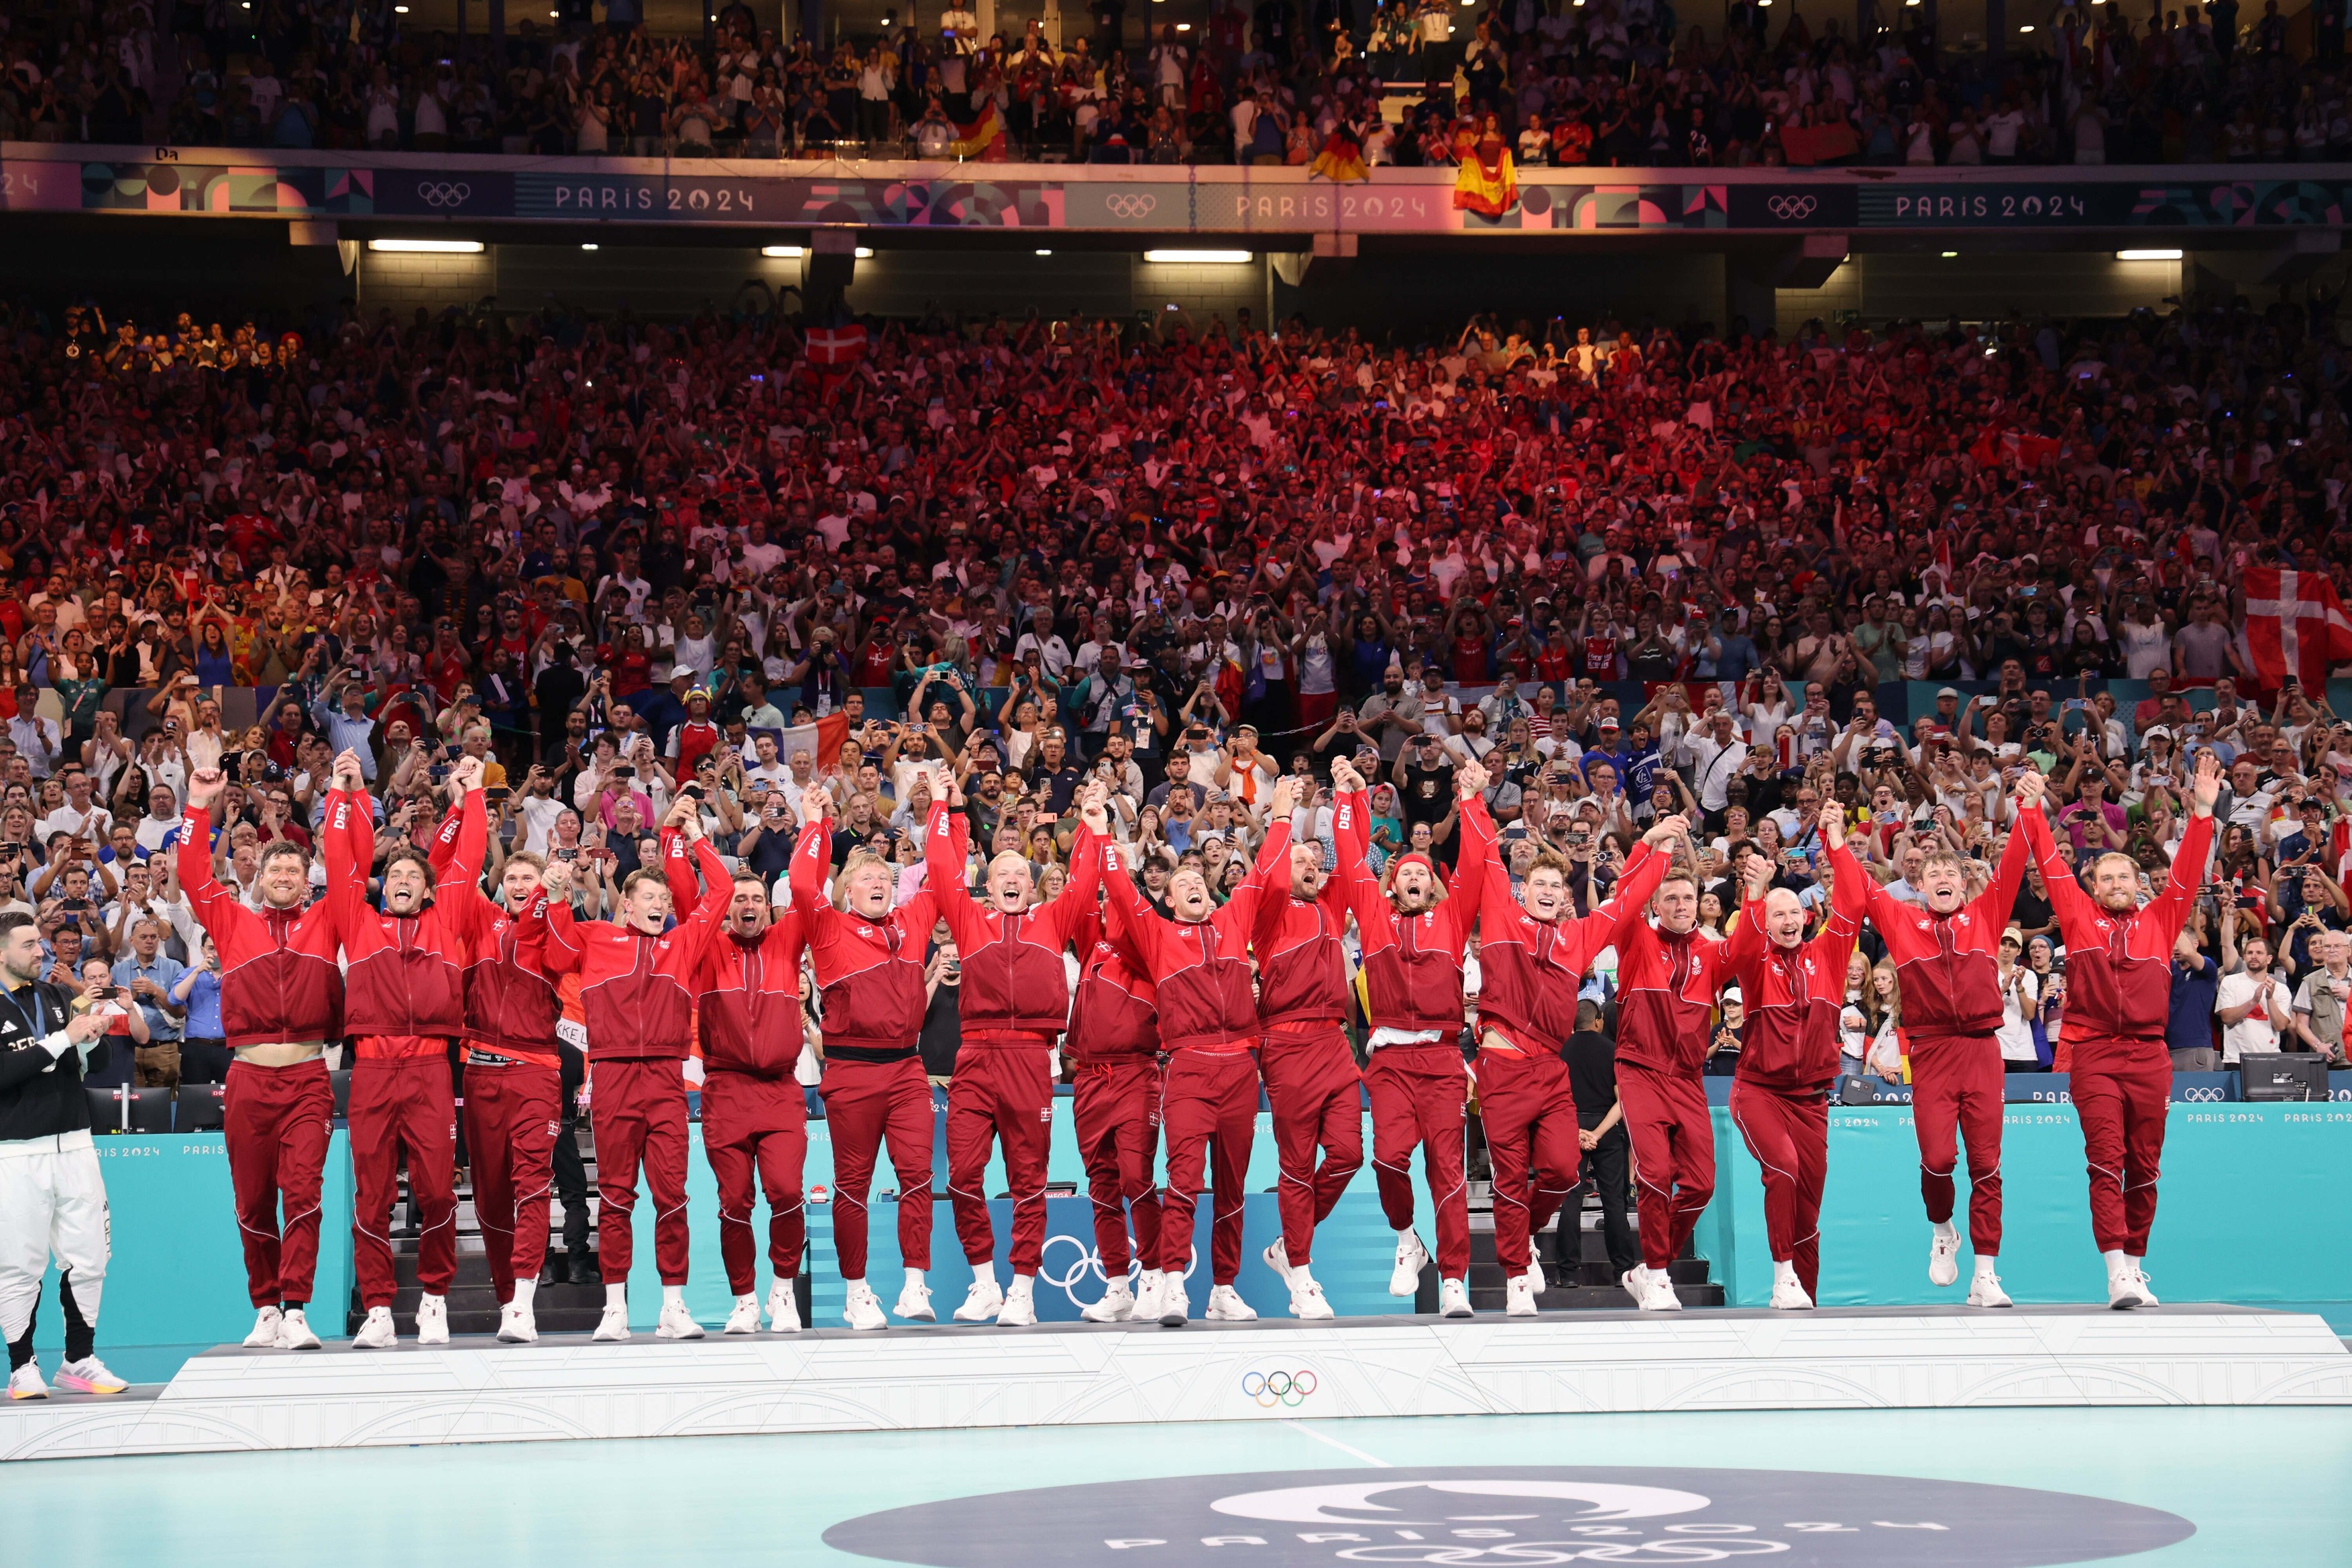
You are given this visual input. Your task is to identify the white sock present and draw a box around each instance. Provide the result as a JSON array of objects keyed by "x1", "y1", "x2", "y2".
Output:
[
  {"x1": 2102, "y1": 1248, "x2": 2129, "y2": 1273},
  {"x1": 970, "y1": 1262, "x2": 996, "y2": 1288},
  {"x1": 904, "y1": 1267, "x2": 926, "y2": 1292},
  {"x1": 1934, "y1": 1219, "x2": 1958, "y2": 1240},
  {"x1": 1974, "y1": 1254, "x2": 1999, "y2": 1276},
  {"x1": 2127, "y1": 1255, "x2": 2145, "y2": 1274},
  {"x1": 1009, "y1": 1273, "x2": 1033, "y2": 1296},
  {"x1": 661, "y1": 1284, "x2": 685, "y2": 1310},
  {"x1": 421, "y1": 1290, "x2": 445, "y2": 1306},
  {"x1": 1292, "y1": 1263, "x2": 1318, "y2": 1290},
  {"x1": 512, "y1": 1279, "x2": 537, "y2": 1310},
  {"x1": 1774, "y1": 1259, "x2": 1800, "y2": 1286},
  {"x1": 605, "y1": 1282, "x2": 627, "y2": 1310},
  {"x1": 845, "y1": 1276, "x2": 868, "y2": 1296}
]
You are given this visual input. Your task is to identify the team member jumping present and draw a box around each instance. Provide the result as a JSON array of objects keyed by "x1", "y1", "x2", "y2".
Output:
[
  {"x1": 1097, "y1": 777, "x2": 1298, "y2": 1327},
  {"x1": 926, "y1": 780, "x2": 1103, "y2": 1327},
  {"x1": 1852, "y1": 772, "x2": 2043, "y2": 1308},
  {"x1": 1251, "y1": 777, "x2": 1372, "y2": 1321},
  {"x1": 443, "y1": 823, "x2": 569, "y2": 1344},
  {"x1": 791, "y1": 789, "x2": 946, "y2": 1331},
  {"x1": 1724, "y1": 809, "x2": 1867, "y2": 1309},
  {"x1": 663, "y1": 828, "x2": 809, "y2": 1335},
  {"x1": 2021, "y1": 751, "x2": 2219, "y2": 1308},
  {"x1": 1608, "y1": 838, "x2": 1728, "y2": 1312},
  {"x1": 1328, "y1": 759, "x2": 1486, "y2": 1319},
  {"x1": 323, "y1": 752, "x2": 481, "y2": 1349},
  {"x1": 1064, "y1": 790, "x2": 1164, "y2": 1324},
  {"x1": 180, "y1": 765, "x2": 347, "y2": 1352},
  {"x1": 1471, "y1": 811, "x2": 1679, "y2": 1315},
  {"x1": 544, "y1": 801, "x2": 732, "y2": 1342}
]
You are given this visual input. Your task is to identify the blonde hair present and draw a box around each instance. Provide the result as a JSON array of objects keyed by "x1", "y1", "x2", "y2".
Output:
[{"x1": 836, "y1": 847, "x2": 893, "y2": 909}]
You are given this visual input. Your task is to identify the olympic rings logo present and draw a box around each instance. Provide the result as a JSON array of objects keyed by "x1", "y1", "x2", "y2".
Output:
[
  {"x1": 1767, "y1": 194, "x2": 1818, "y2": 221},
  {"x1": 1037, "y1": 1233, "x2": 1196, "y2": 1306},
  {"x1": 2181, "y1": 1086, "x2": 2225, "y2": 1103},
  {"x1": 1104, "y1": 192, "x2": 1158, "y2": 219},
  {"x1": 1241, "y1": 1368, "x2": 1318, "y2": 1407},
  {"x1": 416, "y1": 180, "x2": 474, "y2": 208}
]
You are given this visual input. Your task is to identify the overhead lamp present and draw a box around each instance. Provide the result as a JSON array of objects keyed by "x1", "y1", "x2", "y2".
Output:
[
  {"x1": 368, "y1": 238, "x2": 483, "y2": 253},
  {"x1": 1143, "y1": 249, "x2": 1253, "y2": 264},
  {"x1": 1035, "y1": 248, "x2": 1053, "y2": 256},
  {"x1": 2116, "y1": 249, "x2": 2182, "y2": 261},
  {"x1": 762, "y1": 245, "x2": 805, "y2": 258},
  {"x1": 580, "y1": 243, "x2": 598, "y2": 251}
]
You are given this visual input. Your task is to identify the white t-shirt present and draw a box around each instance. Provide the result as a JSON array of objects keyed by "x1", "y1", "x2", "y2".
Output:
[
  {"x1": 1996, "y1": 967, "x2": 2040, "y2": 1062},
  {"x1": 2215, "y1": 970, "x2": 2293, "y2": 1062}
]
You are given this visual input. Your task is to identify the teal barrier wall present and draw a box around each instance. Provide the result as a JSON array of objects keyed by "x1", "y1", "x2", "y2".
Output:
[{"x1": 39, "y1": 1105, "x2": 2352, "y2": 1374}]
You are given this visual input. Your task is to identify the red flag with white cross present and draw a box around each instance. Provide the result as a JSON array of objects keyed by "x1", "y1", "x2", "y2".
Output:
[{"x1": 2239, "y1": 567, "x2": 2352, "y2": 692}]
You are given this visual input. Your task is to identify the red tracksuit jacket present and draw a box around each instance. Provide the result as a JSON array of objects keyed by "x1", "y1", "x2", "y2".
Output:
[
  {"x1": 1854, "y1": 823, "x2": 2032, "y2": 1044},
  {"x1": 1473, "y1": 839, "x2": 1668, "y2": 1052},
  {"x1": 2021, "y1": 805, "x2": 2214, "y2": 1060},
  {"x1": 1614, "y1": 918, "x2": 1734, "y2": 1076},
  {"x1": 1095, "y1": 820, "x2": 1292, "y2": 1052},
  {"x1": 1251, "y1": 824, "x2": 1357, "y2": 1033},
  {"x1": 923, "y1": 808, "x2": 1101, "y2": 1042},
  {"x1": 1065, "y1": 905, "x2": 1160, "y2": 1062},
  {"x1": 1329, "y1": 787, "x2": 1489, "y2": 1035},
  {"x1": 662, "y1": 835, "x2": 807, "y2": 1079},
  {"x1": 1724, "y1": 844, "x2": 1868, "y2": 1092},
  {"x1": 543, "y1": 830, "x2": 732, "y2": 1061},
  {"x1": 418, "y1": 799, "x2": 564, "y2": 1066},
  {"x1": 789, "y1": 803, "x2": 944, "y2": 1060},
  {"x1": 325, "y1": 785, "x2": 483, "y2": 1058},
  {"x1": 178, "y1": 801, "x2": 345, "y2": 1048}
]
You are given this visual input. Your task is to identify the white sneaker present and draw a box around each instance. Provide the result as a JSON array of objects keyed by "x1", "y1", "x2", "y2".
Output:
[
  {"x1": 1648, "y1": 1270, "x2": 1684, "y2": 1311},
  {"x1": 1206, "y1": 1284, "x2": 1257, "y2": 1321},
  {"x1": 1262, "y1": 1238, "x2": 1296, "y2": 1288},
  {"x1": 242, "y1": 1306, "x2": 283, "y2": 1349},
  {"x1": 1439, "y1": 1278, "x2": 1473, "y2": 1318},
  {"x1": 1136, "y1": 1269, "x2": 1164, "y2": 1314},
  {"x1": 351, "y1": 1305, "x2": 397, "y2": 1349},
  {"x1": 276, "y1": 1308, "x2": 323, "y2": 1350},
  {"x1": 767, "y1": 1280, "x2": 801, "y2": 1332},
  {"x1": 1929, "y1": 1222, "x2": 1962, "y2": 1288},
  {"x1": 1157, "y1": 1281, "x2": 1191, "y2": 1326},
  {"x1": 415, "y1": 1293, "x2": 449, "y2": 1345},
  {"x1": 953, "y1": 1274, "x2": 1004, "y2": 1323},
  {"x1": 2105, "y1": 1253, "x2": 2149, "y2": 1310},
  {"x1": 593, "y1": 1303, "x2": 632, "y2": 1341},
  {"x1": 1390, "y1": 1231, "x2": 1431, "y2": 1296},
  {"x1": 1288, "y1": 1276, "x2": 1336, "y2": 1321},
  {"x1": 1621, "y1": 1265, "x2": 1654, "y2": 1308},
  {"x1": 656, "y1": 1298, "x2": 705, "y2": 1339},
  {"x1": 997, "y1": 1278, "x2": 1038, "y2": 1327},
  {"x1": 1081, "y1": 1277, "x2": 1135, "y2": 1323},
  {"x1": 2130, "y1": 1265, "x2": 2160, "y2": 1307},
  {"x1": 842, "y1": 1282, "x2": 887, "y2": 1331},
  {"x1": 1504, "y1": 1269, "x2": 1540, "y2": 1317},
  {"x1": 1769, "y1": 1264, "x2": 1814, "y2": 1310},
  {"x1": 52, "y1": 1356, "x2": 127, "y2": 1395},
  {"x1": 8, "y1": 1363, "x2": 48, "y2": 1400},
  {"x1": 894, "y1": 1278, "x2": 936, "y2": 1323},
  {"x1": 497, "y1": 1301, "x2": 538, "y2": 1343},
  {"x1": 1968, "y1": 1265, "x2": 2013, "y2": 1309},
  {"x1": 722, "y1": 1295, "x2": 763, "y2": 1335}
]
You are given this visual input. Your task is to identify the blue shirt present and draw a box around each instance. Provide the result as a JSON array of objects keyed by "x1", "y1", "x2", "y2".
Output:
[
  {"x1": 178, "y1": 970, "x2": 224, "y2": 1040},
  {"x1": 113, "y1": 952, "x2": 188, "y2": 1042},
  {"x1": 2167, "y1": 954, "x2": 2220, "y2": 1056}
]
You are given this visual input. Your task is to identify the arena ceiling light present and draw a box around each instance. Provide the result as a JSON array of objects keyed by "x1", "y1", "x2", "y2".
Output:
[
  {"x1": 1035, "y1": 248, "x2": 1053, "y2": 256},
  {"x1": 762, "y1": 245, "x2": 805, "y2": 258},
  {"x1": 1144, "y1": 249, "x2": 1253, "y2": 264},
  {"x1": 2117, "y1": 249, "x2": 2183, "y2": 261},
  {"x1": 580, "y1": 243, "x2": 598, "y2": 251},
  {"x1": 368, "y1": 238, "x2": 483, "y2": 254}
]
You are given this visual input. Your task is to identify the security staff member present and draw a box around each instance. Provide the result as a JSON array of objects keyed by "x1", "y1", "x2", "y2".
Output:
[{"x1": 1558, "y1": 1000, "x2": 1637, "y2": 1288}]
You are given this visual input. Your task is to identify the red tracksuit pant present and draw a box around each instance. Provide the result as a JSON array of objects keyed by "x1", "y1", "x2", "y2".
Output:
[
  {"x1": 1910, "y1": 1033, "x2": 2005, "y2": 1257},
  {"x1": 1476, "y1": 1044, "x2": 1580, "y2": 1276},
  {"x1": 945, "y1": 1045, "x2": 1054, "y2": 1274},
  {"x1": 819, "y1": 1054, "x2": 934, "y2": 1282},
  {"x1": 1729, "y1": 1077, "x2": 1829, "y2": 1300},
  {"x1": 704, "y1": 1070, "x2": 809, "y2": 1294},
  {"x1": 2070, "y1": 1042, "x2": 2171, "y2": 1255},
  {"x1": 1617, "y1": 1059, "x2": 1716, "y2": 1274},
  {"x1": 1365, "y1": 1044, "x2": 1469, "y2": 1279},
  {"x1": 589, "y1": 1056, "x2": 691, "y2": 1285},
  {"x1": 222, "y1": 1057, "x2": 334, "y2": 1308},
  {"x1": 1072, "y1": 1057, "x2": 1162, "y2": 1278},
  {"x1": 461, "y1": 1060, "x2": 561, "y2": 1306},
  {"x1": 1158, "y1": 1048, "x2": 1257, "y2": 1285},
  {"x1": 349, "y1": 1054, "x2": 459, "y2": 1310},
  {"x1": 1260, "y1": 1029, "x2": 1364, "y2": 1268}
]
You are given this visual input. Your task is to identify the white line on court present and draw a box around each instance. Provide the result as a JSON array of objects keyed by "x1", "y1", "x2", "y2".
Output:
[{"x1": 1284, "y1": 1420, "x2": 1392, "y2": 1467}]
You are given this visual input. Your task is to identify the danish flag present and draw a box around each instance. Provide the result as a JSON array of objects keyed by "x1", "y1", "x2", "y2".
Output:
[
  {"x1": 2238, "y1": 567, "x2": 2352, "y2": 692},
  {"x1": 804, "y1": 323, "x2": 868, "y2": 369}
]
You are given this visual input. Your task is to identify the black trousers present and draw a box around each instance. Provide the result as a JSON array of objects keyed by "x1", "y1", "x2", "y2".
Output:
[
  {"x1": 555, "y1": 1042, "x2": 591, "y2": 1255},
  {"x1": 1557, "y1": 1121, "x2": 1637, "y2": 1277}
]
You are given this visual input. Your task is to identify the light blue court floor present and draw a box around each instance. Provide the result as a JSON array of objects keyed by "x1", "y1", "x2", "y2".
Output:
[{"x1": 16, "y1": 1408, "x2": 2352, "y2": 1566}]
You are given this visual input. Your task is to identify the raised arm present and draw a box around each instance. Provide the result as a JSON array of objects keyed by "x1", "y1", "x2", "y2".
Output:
[
  {"x1": 787, "y1": 785, "x2": 836, "y2": 926},
  {"x1": 2017, "y1": 801, "x2": 2098, "y2": 943},
  {"x1": 1330, "y1": 783, "x2": 1391, "y2": 941},
  {"x1": 174, "y1": 771, "x2": 241, "y2": 934},
  {"x1": 922, "y1": 789, "x2": 989, "y2": 950},
  {"x1": 1046, "y1": 801, "x2": 1107, "y2": 946},
  {"x1": 2146, "y1": 765, "x2": 2219, "y2": 946}
]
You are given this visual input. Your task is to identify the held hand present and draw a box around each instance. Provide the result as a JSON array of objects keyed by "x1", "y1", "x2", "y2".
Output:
[
  {"x1": 1268, "y1": 775, "x2": 1301, "y2": 819},
  {"x1": 1742, "y1": 853, "x2": 1774, "y2": 901},
  {"x1": 1819, "y1": 804, "x2": 1845, "y2": 852},
  {"x1": 449, "y1": 755, "x2": 484, "y2": 793},
  {"x1": 801, "y1": 785, "x2": 833, "y2": 825},
  {"x1": 1331, "y1": 758, "x2": 1365, "y2": 794},
  {"x1": 186, "y1": 768, "x2": 226, "y2": 810},
  {"x1": 540, "y1": 858, "x2": 575, "y2": 897},
  {"x1": 1453, "y1": 760, "x2": 1488, "y2": 797},
  {"x1": 1642, "y1": 813, "x2": 1689, "y2": 850},
  {"x1": 2190, "y1": 750, "x2": 2221, "y2": 817}
]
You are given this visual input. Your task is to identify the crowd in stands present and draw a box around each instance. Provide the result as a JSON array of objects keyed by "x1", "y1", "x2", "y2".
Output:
[
  {"x1": 7, "y1": 0, "x2": 2352, "y2": 167},
  {"x1": 0, "y1": 278, "x2": 2347, "y2": 1092}
]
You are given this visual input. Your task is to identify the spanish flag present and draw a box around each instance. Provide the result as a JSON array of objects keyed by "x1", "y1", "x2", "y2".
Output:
[
  {"x1": 1452, "y1": 145, "x2": 1517, "y2": 219},
  {"x1": 950, "y1": 101, "x2": 1007, "y2": 160}
]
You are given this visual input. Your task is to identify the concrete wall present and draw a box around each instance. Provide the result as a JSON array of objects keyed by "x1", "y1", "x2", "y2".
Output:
[
  {"x1": 1775, "y1": 251, "x2": 2188, "y2": 335},
  {"x1": 1274, "y1": 249, "x2": 1728, "y2": 341}
]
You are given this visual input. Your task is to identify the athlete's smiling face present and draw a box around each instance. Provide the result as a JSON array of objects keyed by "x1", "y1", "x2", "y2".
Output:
[
  {"x1": 1168, "y1": 869, "x2": 1213, "y2": 923},
  {"x1": 987, "y1": 853, "x2": 1033, "y2": 913},
  {"x1": 727, "y1": 877, "x2": 770, "y2": 936},
  {"x1": 1390, "y1": 860, "x2": 1437, "y2": 913},
  {"x1": 1654, "y1": 876, "x2": 1698, "y2": 934},
  {"x1": 1288, "y1": 842, "x2": 1324, "y2": 900},
  {"x1": 1764, "y1": 888, "x2": 1807, "y2": 947},
  {"x1": 1520, "y1": 866, "x2": 1567, "y2": 923}
]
